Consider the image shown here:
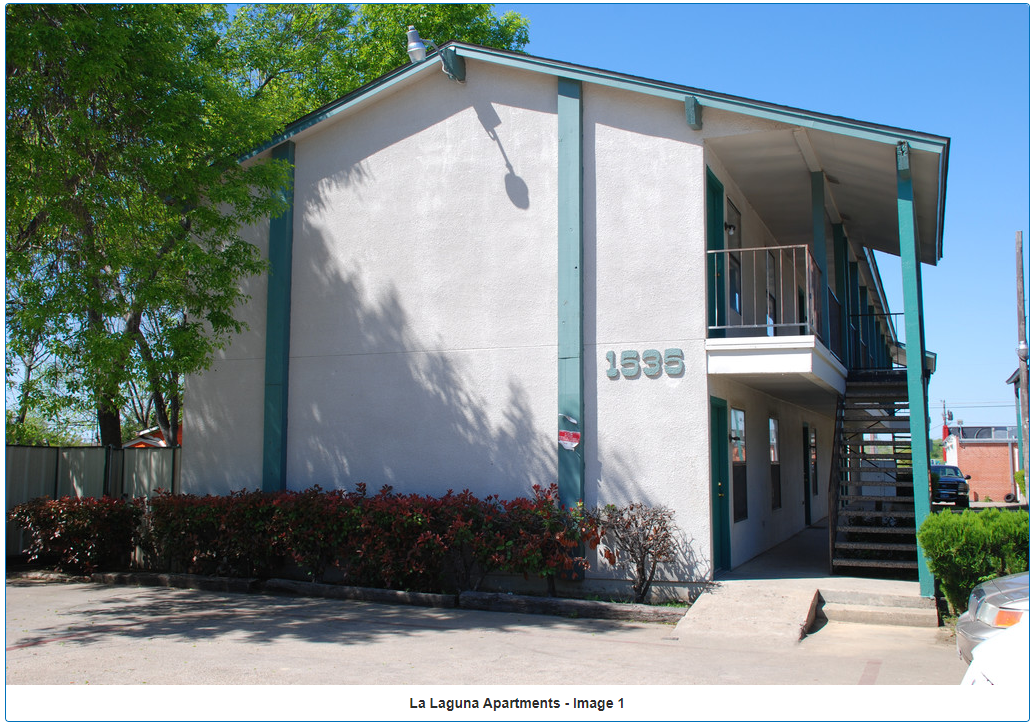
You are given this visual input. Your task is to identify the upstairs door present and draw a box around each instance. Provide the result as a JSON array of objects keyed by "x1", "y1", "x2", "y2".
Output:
[{"x1": 707, "y1": 170, "x2": 726, "y2": 338}]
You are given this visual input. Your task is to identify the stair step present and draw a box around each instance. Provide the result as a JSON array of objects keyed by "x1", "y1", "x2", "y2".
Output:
[
  {"x1": 832, "y1": 558, "x2": 919, "y2": 570},
  {"x1": 839, "y1": 509, "x2": 916, "y2": 519},
  {"x1": 842, "y1": 414, "x2": 912, "y2": 422},
  {"x1": 834, "y1": 541, "x2": 917, "y2": 551},
  {"x1": 836, "y1": 525, "x2": 916, "y2": 534},
  {"x1": 839, "y1": 469, "x2": 910, "y2": 475},
  {"x1": 840, "y1": 495, "x2": 915, "y2": 503},
  {"x1": 820, "y1": 602, "x2": 936, "y2": 627}
]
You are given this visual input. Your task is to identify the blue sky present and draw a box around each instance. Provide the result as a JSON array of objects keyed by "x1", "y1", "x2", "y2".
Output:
[{"x1": 499, "y1": 2, "x2": 1031, "y2": 436}]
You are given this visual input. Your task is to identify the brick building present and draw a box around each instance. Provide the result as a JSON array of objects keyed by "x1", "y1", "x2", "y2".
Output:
[{"x1": 944, "y1": 426, "x2": 1021, "y2": 503}]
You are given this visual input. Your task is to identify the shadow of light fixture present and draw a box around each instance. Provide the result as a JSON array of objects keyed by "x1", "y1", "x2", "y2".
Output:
[{"x1": 406, "y1": 26, "x2": 465, "y2": 83}]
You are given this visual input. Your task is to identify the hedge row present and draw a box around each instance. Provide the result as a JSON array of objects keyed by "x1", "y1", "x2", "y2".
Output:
[
  {"x1": 9, "y1": 484, "x2": 601, "y2": 594},
  {"x1": 917, "y1": 507, "x2": 1029, "y2": 614}
]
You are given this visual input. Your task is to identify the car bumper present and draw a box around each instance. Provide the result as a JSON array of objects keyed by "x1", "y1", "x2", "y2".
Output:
[{"x1": 956, "y1": 611, "x2": 1006, "y2": 664}]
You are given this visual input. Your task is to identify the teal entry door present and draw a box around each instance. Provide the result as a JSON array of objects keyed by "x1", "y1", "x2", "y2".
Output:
[{"x1": 710, "y1": 396, "x2": 731, "y2": 572}]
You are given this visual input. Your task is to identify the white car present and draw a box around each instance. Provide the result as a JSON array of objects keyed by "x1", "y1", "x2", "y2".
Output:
[{"x1": 961, "y1": 612, "x2": 1030, "y2": 687}]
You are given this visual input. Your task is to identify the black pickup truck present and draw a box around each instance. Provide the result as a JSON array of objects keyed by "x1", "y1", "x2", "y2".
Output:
[{"x1": 930, "y1": 463, "x2": 971, "y2": 507}]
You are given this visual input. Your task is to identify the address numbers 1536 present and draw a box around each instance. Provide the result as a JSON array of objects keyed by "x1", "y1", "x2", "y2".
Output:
[{"x1": 605, "y1": 348, "x2": 684, "y2": 379}]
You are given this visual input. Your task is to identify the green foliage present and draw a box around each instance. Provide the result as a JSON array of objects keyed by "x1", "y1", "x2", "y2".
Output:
[
  {"x1": 27, "y1": 483, "x2": 605, "y2": 595},
  {"x1": 1015, "y1": 470, "x2": 1027, "y2": 497},
  {"x1": 930, "y1": 439, "x2": 944, "y2": 461},
  {"x1": 6, "y1": 4, "x2": 291, "y2": 445},
  {"x1": 917, "y1": 508, "x2": 1030, "y2": 614},
  {"x1": 5, "y1": 411, "x2": 85, "y2": 446},
  {"x1": 5, "y1": 4, "x2": 530, "y2": 446},
  {"x1": 8, "y1": 496, "x2": 143, "y2": 573},
  {"x1": 224, "y1": 4, "x2": 530, "y2": 124}
]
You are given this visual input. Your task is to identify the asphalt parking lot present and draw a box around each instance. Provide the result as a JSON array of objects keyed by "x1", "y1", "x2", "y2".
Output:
[{"x1": 5, "y1": 577, "x2": 979, "y2": 722}]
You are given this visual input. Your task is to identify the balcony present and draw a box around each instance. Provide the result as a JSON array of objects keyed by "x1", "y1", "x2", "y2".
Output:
[{"x1": 706, "y1": 244, "x2": 846, "y2": 410}]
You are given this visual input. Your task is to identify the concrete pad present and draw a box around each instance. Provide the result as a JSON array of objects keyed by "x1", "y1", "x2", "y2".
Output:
[{"x1": 672, "y1": 580, "x2": 819, "y2": 646}]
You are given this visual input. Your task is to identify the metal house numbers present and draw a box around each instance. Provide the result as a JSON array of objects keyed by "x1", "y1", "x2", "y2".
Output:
[{"x1": 604, "y1": 348, "x2": 684, "y2": 379}]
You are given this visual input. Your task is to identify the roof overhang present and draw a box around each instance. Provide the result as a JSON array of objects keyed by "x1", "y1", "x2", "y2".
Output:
[{"x1": 243, "y1": 42, "x2": 949, "y2": 265}]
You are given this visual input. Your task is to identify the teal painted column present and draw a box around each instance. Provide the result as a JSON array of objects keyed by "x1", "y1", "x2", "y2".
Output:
[
  {"x1": 897, "y1": 142, "x2": 935, "y2": 597},
  {"x1": 848, "y1": 261, "x2": 860, "y2": 368},
  {"x1": 832, "y1": 224, "x2": 848, "y2": 362},
  {"x1": 811, "y1": 172, "x2": 831, "y2": 344},
  {"x1": 262, "y1": 141, "x2": 296, "y2": 493},
  {"x1": 557, "y1": 77, "x2": 584, "y2": 508}
]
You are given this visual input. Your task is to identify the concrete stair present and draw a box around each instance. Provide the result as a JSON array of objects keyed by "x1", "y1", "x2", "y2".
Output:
[{"x1": 817, "y1": 588, "x2": 938, "y2": 627}]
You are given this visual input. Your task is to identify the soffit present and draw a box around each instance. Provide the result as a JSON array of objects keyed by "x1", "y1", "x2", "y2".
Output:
[{"x1": 707, "y1": 127, "x2": 944, "y2": 265}]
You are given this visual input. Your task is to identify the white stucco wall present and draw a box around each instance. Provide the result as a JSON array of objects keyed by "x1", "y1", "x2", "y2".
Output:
[
  {"x1": 578, "y1": 84, "x2": 712, "y2": 584},
  {"x1": 280, "y1": 62, "x2": 559, "y2": 498},
  {"x1": 183, "y1": 58, "x2": 840, "y2": 586},
  {"x1": 182, "y1": 212, "x2": 270, "y2": 494}
]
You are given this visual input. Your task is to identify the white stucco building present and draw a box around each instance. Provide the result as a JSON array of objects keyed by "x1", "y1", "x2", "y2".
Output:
[{"x1": 183, "y1": 43, "x2": 950, "y2": 595}]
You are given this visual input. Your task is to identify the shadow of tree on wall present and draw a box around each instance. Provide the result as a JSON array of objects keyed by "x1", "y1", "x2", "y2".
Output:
[{"x1": 284, "y1": 236, "x2": 554, "y2": 499}]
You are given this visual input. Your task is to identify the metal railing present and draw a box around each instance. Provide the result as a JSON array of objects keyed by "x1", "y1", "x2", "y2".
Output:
[
  {"x1": 707, "y1": 244, "x2": 824, "y2": 340},
  {"x1": 847, "y1": 312, "x2": 904, "y2": 370}
]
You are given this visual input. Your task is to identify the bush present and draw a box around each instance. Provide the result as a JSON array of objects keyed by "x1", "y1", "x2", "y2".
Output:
[
  {"x1": 496, "y1": 484, "x2": 600, "y2": 596},
  {"x1": 593, "y1": 503, "x2": 677, "y2": 603},
  {"x1": 11, "y1": 484, "x2": 609, "y2": 595},
  {"x1": 8, "y1": 496, "x2": 143, "y2": 573},
  {"x1": 145, "y1": 490, "x2": 287, "y2": 577},
  {"x1": 917, "y1": 508, "x2": 1029, "y2": 614}
]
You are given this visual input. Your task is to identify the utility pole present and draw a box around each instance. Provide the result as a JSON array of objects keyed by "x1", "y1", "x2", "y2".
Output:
[{"x1": 1016, "y1": 231, "x2": 1029, "y2": 500}]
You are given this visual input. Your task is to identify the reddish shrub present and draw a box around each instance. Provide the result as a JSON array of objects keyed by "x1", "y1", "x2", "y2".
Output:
[{"x1": 8, "y1": 496, "x2": 142, "y2": 574}]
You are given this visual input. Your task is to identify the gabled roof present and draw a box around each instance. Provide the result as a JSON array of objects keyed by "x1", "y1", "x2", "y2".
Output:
[{"x1": 251, "y1": 42, "x2": 950, "y2": 265}]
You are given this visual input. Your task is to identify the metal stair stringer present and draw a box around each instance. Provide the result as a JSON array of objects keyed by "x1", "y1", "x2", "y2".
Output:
[{"x1": 831, "y1": 370, "x2": 920, "y2": 578}]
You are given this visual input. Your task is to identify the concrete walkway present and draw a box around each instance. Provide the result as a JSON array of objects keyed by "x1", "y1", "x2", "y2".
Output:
[{"x1": 673, "y1": 521, "x2": 933, "y2": 645}]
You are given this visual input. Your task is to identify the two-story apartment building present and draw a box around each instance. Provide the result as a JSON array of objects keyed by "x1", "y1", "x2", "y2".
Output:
[{"x1": 182, "y1": 43, "x2": 950, "y2": 597}]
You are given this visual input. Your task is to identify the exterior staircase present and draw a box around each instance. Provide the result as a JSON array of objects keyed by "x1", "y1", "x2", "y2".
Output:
[{"x1": 830, "y1": 370, "x2": 920, "y2": 578}]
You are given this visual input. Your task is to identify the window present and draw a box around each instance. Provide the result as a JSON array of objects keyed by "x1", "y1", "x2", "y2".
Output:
[
  {"x1": 769, "y1": 417, "x2": 781, "y2": 510},
  {"x1": 731, "y1": 408, "x2": 748, "y2": 522}
]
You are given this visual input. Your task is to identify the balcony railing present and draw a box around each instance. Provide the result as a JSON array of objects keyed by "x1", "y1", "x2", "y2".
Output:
[
  {"x1": 708, "y1": 244, "x2": 825, "y2": 340},
  {"x1": 848, "y1": 311, "x2": 904, "y2": 370}
]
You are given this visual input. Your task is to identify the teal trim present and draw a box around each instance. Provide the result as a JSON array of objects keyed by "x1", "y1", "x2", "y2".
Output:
[
  {"x1": 848, "y1": 261, "x2": 860, "y2": 367},
  {"x1": 706, "y1": 169, "x2": 726, "y2": 337},
  {"x1": 441, "y1": 47, "x2": 466, "y2": 82},
  {"x1": 897, "y1": 142, "x2": 935, "y2": 598},
  {"x1": 557, "y1": 77, "x2": 584, "y2": 509},
  {"x1": 247, "y1": 43, "x2": 949, "y2": 161},
  {"x1": 811, "y1": 172, "x2": 831, "y2": 345},
  {"x1": 833, "y1": 224, "x2": 848, "y2": 362},
  {"x1": 454, "y1": 46, "x2": 948, "y2": 153},
  {"x1": 685, "y1": 96, "x2": 703, "y2": 130},
  {"x1": 244, "y1": 60, "x2": 432, "y2": 160},
  {"x1": 866, "y1": 302, "x2": 876, "y2": 367},
  {"x1": 262, "y1": 141, "x2": 296, "y2": 493},
  {"x1": 710, "y1": 396, "x2": 731, "y2": 572}
]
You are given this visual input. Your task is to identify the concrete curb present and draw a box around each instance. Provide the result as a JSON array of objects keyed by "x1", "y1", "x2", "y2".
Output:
[
  {"x1": 13, "y1": 571, "x2": 687, "y2": 624},
  {"x1": 91, "y1": 572, "x2": 260, "y2": 593},
  {"x1": 459, "y1": 591, "x2": 687, "y2": 623},
  {"x1": 263, "y1": 578, "x2": 457, "y2": 609}
]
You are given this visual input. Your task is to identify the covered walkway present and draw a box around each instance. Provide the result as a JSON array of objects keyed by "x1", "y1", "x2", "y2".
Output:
[{"x1": 674, "y1": 521, "x2": 935, "y2": 645}]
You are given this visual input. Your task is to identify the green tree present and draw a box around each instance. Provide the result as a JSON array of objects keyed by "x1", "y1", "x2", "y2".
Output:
[
  {"x1": 6, "y1": 4, "x2": 292, "y2": 446},
  {"x1": 224, "y1": 4, "x2": 529, "y2": 124},
  {"x1": 6, "y1": 4, "x2": 529, "y2": 449}
]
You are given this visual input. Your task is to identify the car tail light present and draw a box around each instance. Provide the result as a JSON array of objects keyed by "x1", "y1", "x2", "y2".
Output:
[
  {"x1": 977, "y1": 601, "x2": 1029, "y2": 628},
  {"x1": 992, "y1": 608, "x2": 1026, "y2": 628}
]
